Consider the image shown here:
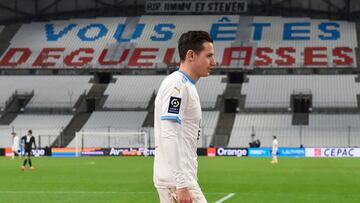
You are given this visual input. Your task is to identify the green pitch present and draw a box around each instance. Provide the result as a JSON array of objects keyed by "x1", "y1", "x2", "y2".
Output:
[{"x1": 1, "y1": 156, "x2": 360, "y2": 203}]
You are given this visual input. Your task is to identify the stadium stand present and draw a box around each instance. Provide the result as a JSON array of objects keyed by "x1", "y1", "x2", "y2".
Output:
[
  {"x1": 104, "y1": 75, "x2": 165, "y2": 109},
  {"x1": 79, "y1": 111, "x2": 147, "y2": 132},
  {"x1": 0, "y1": 14, "x2": 359, "y2": 149},
  {"x1": 201, "y1": 111, "x2": 220, "y2": 147},
  {"x1": 0, "y1": 114, "x2": 73, "y2": 147},
  {"x1": 0, "y1": 76, "x2": 92, "y2": 109},
  {"x1": 196, "y1": 76, "x2": 226, "y2": 109},
  {"x1": 242, "y1": 75, "x2": 360, "y2": 108},
  {"x1": 229, "y1": 114, "x2": 298, "y2": 147},
  {"x1": 6, "y1": 17, "x2": 127, "y2": 68},
  {"x1": 229, "y1": 113, "x2": 360, "y2": 148},
  {"x1": 67, "y1": 111, "x2": 147, "y2": 147},
  {"x1": 1, "y1": 16, "x2": 356, "y2": 69},
  {"x1": 2, "y1": 1, "x2": 360, "y2": 202},
  {"x1": 303, "y1": 114, "x2": 360, "y2": 147},
  {"x1": 136, "y1": 15, "x2": 234, "y2": 66}
]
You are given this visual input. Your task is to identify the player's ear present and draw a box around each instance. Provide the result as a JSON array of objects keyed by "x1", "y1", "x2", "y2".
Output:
[{"x1": 186, "y1": 50, "x2": 195, "y2": 62}]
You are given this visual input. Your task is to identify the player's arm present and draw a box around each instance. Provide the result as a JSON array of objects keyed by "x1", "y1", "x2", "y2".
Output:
[
  {"x1": 161, "y1": 111, "x2": 193, "y2": 202},
  {"x1": 31, "y1": 137, "x2": 37, "y2": 149},
  {"x1": 159, "y1": 82, "x2": 190, "y2": 189},
  {"x1": 161, "y1": 120, "x2": 189, "y2": 188}
]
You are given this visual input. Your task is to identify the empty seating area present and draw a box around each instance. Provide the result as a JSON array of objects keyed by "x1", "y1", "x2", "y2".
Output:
[
  {"x1": 80, "y1": 111, "x2": 147, "y2": 132},
  {"x1": 242, "y1": 75, "x2": 360, "y2": 108},
  {"x1": 229, "y1": 113, "x2": 360, "y2": 148},
  {"x1": 0, "y1": 125, "x2": 12, "y2": 148},
  {"x1": 104, "y1": 75, "x2": 165, "y2": 109},
  {"x1": 67, "y1": 111, "x2": 147, "y2": 148},
  {"x1": 200, "y1": 111, "x2": 220, "y2": 147},
  {"x1": 0, "y1": 114, "x2": 73, "y2": 148},
  {"x1": 0, "y1": 76, "x2": 92, "y2": 109},
  {"x1": 303, "y1": 114, "x2": 360, "y2": 147},
  {"x1": 229, "y1": 114, "x2": 299, "y2": 148},
  {"x1": 196, "y1": 76, "x2": 226, "y2": 109}
]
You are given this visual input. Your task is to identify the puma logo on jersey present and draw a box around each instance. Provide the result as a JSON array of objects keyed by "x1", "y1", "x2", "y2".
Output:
[{"x1": 174, "y1": 87, "x2": 181, "y2": 93}]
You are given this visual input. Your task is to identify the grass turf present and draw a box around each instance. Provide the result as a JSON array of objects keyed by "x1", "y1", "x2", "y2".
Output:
[{"x1": 1, "y1": 156, "x2": 360, "y2": 203}]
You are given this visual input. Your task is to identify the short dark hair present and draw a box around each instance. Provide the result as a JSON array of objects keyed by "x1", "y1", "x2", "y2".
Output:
[
  {"x1": 28, "y1": 129, "x2": 32, "y2": 134},
  {"x1": 178, "y1": 31, "x2": 213, "y2": 61}
]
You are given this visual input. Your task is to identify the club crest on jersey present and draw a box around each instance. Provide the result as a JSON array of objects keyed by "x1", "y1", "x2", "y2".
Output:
[
  {"x1": 182, "y1": 76, "x2": 188, "y2": 83},
  {"x1": 168, "y1": 97, "x2": 181, "y2": 114}
]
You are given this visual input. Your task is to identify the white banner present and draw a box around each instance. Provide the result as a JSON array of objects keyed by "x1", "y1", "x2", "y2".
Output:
[
  {"x1": 305, "y1": 148, "x2": 360, "y2": 157},
  {"x1": 145, "y1": 0, "x2": 247, "y2": 13}
]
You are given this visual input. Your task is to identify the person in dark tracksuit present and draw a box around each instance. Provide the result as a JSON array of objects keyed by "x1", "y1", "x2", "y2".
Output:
[{"x1": 21, "y1": 130, "x2": 36, "y2": 171}]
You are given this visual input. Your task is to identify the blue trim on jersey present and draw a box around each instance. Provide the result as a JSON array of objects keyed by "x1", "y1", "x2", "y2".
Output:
[
  {"x1": 160, "y1": 116, "x2": 182, "y2": 124},
  {"x1": 178, "y1": 70, "x2": 196, "y2": 85}
]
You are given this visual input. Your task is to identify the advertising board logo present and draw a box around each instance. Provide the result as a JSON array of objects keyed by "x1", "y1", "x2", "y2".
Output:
[{"x1": 314, "y1": 148, "x2": 322, "y2": 156}]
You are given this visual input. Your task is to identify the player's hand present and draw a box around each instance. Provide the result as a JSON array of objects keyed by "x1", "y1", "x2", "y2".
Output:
[{"x1": 176, "y1": 187, "x2": 192, "y2": 203}]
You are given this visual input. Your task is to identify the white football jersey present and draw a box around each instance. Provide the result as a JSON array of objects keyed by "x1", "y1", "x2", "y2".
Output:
[
  {"x1": 272, "y1": 139, "x2": 278, "y2": 152},
  {"x1": 153, "y1": 70, "x2": 202, "y2": 189},
  {"x1": 12, "y1": 136, "x2": 19, "y2": 151}
]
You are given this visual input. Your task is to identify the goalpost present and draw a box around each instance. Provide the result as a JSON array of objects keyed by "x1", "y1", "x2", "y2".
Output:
[{"x1": 74, "y1": 131, "x2": 148, "y2": 157}]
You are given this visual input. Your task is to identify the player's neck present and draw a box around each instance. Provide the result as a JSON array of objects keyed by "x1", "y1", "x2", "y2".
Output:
[{"x1": 179, "y1": 64, "x2": 199, "y2": 82}]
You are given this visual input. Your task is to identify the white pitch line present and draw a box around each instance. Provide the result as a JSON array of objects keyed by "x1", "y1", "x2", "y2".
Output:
[{"x1": 215, "y1": 193, "x2": 235, "y2": 203}]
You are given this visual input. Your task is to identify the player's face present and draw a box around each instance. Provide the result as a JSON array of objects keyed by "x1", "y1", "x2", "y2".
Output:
[{"x1": 193, "y1": 42, "x2": 216, "y2": 77}]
